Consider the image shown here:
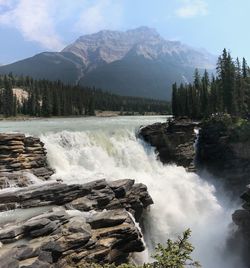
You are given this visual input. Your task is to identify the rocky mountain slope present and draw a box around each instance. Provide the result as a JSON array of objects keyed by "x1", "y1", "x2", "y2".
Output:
[{"x1": 0, "y1": 27, "x2": 216, "y2": 100}]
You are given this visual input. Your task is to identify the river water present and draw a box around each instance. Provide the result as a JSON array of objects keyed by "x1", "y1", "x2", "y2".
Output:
[{"x1": 0, "y1": 116, "x2": 244, "y2": 268}]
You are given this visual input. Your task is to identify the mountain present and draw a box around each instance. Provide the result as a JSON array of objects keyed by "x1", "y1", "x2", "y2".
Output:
[{"x1": 0, "y1": 27, "x2": 216, "y2": 100}]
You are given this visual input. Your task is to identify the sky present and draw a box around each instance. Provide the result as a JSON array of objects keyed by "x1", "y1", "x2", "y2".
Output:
[{"x1": 0, "y1": 0, "x2": 249, "y2": 64}]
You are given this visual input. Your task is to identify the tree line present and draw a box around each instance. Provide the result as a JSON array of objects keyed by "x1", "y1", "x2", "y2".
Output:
[
  {"x1": 172, "y1": 49, "x2": 250, "y2": 119},
  {"x1": 0, "y1": 74, "x2": 170, "y2": 117}
]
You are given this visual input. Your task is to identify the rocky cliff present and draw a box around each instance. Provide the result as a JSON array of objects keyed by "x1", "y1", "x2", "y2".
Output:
[
  {"x1": 140, "y1": 116, "x2": 250, "y2": 194},
  {"x1": 232, "y1": 185, "x2": 250, "y2": 266},
  {"x1": 0, "y1": 133, "x2": 54, "y2": 189},
  {"x1": 197, "y1": 117, "x2": 250, "y2": 194},
  {"x1": 139, "y1": 118, "x2": 200, "y2": 171},
  {"x1": 0, "y1": 133, "x2": 153, "y2": 267},
  {"x1": 140, "y1": 115, "x2": 250, "y2": 266}
]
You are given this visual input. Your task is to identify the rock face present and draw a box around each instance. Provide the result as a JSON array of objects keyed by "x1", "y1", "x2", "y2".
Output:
[
  {"x1": 0, "y1": 179, "x2": 153, "y2": 219},
  {"x1": 197, "y1": 121, "x2": 250, "y2": 194},
  {"x1": 232, "y1": 185, "x2": 250, "y2": 266},
  {"x1": 0, "y1": 133, "x2": 54, "y2": 189},
  {"x1": 63, "y1": 27, "x2": 215, "y2": 70},
  {"x1": 0, "y1": 208, "x2": 145, "y2": 267},
  {"x1": 139, "y1": 118, "x2": 200, "y2": 171},
  {"x1": 0, "y1": 179, "x2": 153, "y2": 267}
]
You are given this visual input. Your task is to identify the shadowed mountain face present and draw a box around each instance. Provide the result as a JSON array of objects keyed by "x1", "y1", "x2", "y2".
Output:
[{"x1": 0, "y1": 27, "x2": 216, "y2": 100}]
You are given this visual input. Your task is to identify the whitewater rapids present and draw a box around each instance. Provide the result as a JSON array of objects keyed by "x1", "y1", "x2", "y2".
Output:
[{"x1": 0, "y1": 116, "x2": 244, "y2": 267}]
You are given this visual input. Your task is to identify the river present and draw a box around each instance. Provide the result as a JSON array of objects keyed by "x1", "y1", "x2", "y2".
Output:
[{"x1": 0, "y1": 116, "x2": 244, "y2": 268}]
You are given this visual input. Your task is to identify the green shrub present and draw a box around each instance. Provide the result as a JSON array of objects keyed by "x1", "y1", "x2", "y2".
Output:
[
  {"x1": 203, "y1": 113, "x2": 250, "y2": 143},
  {"x1": 81, "y1": 229, "x2": 201, "y2": 268}
]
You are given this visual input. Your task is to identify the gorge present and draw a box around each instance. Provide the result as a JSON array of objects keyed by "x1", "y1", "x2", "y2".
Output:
[{"x1": 0, "y1": 116, "x2": 247, "y2": 267}]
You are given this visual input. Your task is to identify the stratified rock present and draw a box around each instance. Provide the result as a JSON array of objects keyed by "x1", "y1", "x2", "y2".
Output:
[
  {"x1": 87, "y1": 210, "x2": 128, "y2": 229},
  {"x1": 0, "y1": 133, "x2": 54, "y2": 188},
  {"x1": 0, "y1": 179, "x2": 153, "y2": 223},
  {"x1": 0, "y1": 208, "x2": 146, "y2": 266},
  {"x1": 0, "y1": 133, "x2": 153, "y2": 267},
  {"x1": 139, "y1": 118, "x2": 200, "y2": 171}
]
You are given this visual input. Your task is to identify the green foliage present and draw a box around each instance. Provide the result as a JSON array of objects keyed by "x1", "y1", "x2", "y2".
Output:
[
  {"x1": 172, "y1": 49, "x2": 250, "y2": 119},
  {"x1": 230, "y1": 118, "x2": 250, "y2": 142},
  {"x1": 152, "y1": 229, "x2": 201, "y2": 268},
  {"x1": 202, "y1": 113, "x2": 234, "y2": 130},
  {"x1": 203, "y1": 113, "x2": 250, "y2": 143},
  {"x1": 80, "y1": 229, "x2": 201, "y2": 268}
]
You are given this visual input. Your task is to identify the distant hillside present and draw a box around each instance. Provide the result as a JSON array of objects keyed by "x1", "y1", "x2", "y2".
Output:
[{"x1": 0, "y1": 27, "x2": 216, "y2": 100}]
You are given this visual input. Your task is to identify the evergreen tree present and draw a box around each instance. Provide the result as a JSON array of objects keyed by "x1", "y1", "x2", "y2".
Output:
[
  {"x1": 41, "y1": 86, "x2": 52, "y2": 117},
  {"x1": 171, "y1": 49, "x2": 250, "y2": 119},
  {"x1": 172, "y1": 83, "x2": 178, "y2": 116},
  {"x1": 0, "y1": 73, "x2": 170, "y2": 117}
]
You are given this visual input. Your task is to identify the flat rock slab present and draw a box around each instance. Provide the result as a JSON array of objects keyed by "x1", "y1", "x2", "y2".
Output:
[{"x1": 0, "y1": 208, "x2": 145, "y2": 266}]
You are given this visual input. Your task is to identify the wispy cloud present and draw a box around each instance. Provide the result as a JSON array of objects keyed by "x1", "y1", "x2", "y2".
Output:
[
  {"x1": 75, "y1": 0, "x2": 123, "y2": 34},
  {"x1": 176, "y1": 0, "x2": 208, "y2": 18},
  {"x1": 0, "y1": 0, "x2": 124, "y2": 49},
  {"x1": 0, "y1": 0, "x2": 64, "y2": 50},
  {"x1": 0, "y1": 0, "x2": 11, "y2": 6}
]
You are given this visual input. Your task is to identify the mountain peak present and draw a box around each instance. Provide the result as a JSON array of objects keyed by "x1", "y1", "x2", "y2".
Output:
[
  {"x1": 126, "y1": 26, "x2": 159, "y2": 36},
  {"x1": 0, "y1": 26, "x2": 216, "y2": 100},
  {"x1": 62, "y1": 26, "x2": 215, "y2": 69}
]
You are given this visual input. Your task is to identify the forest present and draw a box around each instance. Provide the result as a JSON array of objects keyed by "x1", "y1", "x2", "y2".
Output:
[
  {"x1": 172, "y1": 49, "x2": 250, "y2": 119},
  {"x1": 0, "y1": 74, "x2": 170, "y2": 117}
]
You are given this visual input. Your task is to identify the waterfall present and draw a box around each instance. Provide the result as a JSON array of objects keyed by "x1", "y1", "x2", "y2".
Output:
[{"x1": 40, "y1": 126, "x2": 244, "y2": 268}]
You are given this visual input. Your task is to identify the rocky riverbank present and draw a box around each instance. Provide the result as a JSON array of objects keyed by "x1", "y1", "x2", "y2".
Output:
[{"x1": 0, "y1": 133, "x2": 153, "y2": 267}]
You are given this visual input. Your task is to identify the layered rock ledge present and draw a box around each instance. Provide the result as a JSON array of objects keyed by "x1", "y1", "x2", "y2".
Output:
[
  {"x1": 0, "y1": 133, "x2": 153, "y2": 267},
  {"x1": 139, "y1": 118, "x2": 200, "y2": 171},
  {"x1": 0, "y1": 179, "x2": 153, "y2": 267},
  {"x1": 0, "y1": 133, "x2": 54, "y2": 189}
]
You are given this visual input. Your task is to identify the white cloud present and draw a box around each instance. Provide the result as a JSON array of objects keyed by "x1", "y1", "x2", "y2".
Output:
[
  {"x1": 0, "y1": 0, "x2": 64, "y2": 50},
  {"x1": 0, "y1": 0, "x2": 124, "y2": 49},
  {"x1": 176, "y1": 0, "x2": 208, "y2": 18},
  {"x1": 0, "y1": 0, "x2": 12, "y2": 5},
  {"x1": 75, "y1": 0, "x2": 123, "y2": 34}
]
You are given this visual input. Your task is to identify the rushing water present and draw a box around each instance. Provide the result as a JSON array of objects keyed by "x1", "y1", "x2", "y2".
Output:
[{"x1": 0, "y1": 116, "x2": 244, "y2": 268}]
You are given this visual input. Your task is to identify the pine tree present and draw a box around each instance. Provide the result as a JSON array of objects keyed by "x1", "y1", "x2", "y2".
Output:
[
  {"x1": 242, "y1": 57, "x2": 248, "y2": 79},
  {"x1": 3, "y1": 75, "x2": 14, "y2": 117},
  {"x1": 41, "y1": 86, "x2": 52, "y2": 117},
  {"x1": 172, "y1": 83, "x2": 178, "y2": 116}
]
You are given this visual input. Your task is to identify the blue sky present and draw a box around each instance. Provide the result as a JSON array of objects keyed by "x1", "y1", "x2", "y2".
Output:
[{"x1": 0, "y1": 0, "x2": 249, "y2": 64}]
